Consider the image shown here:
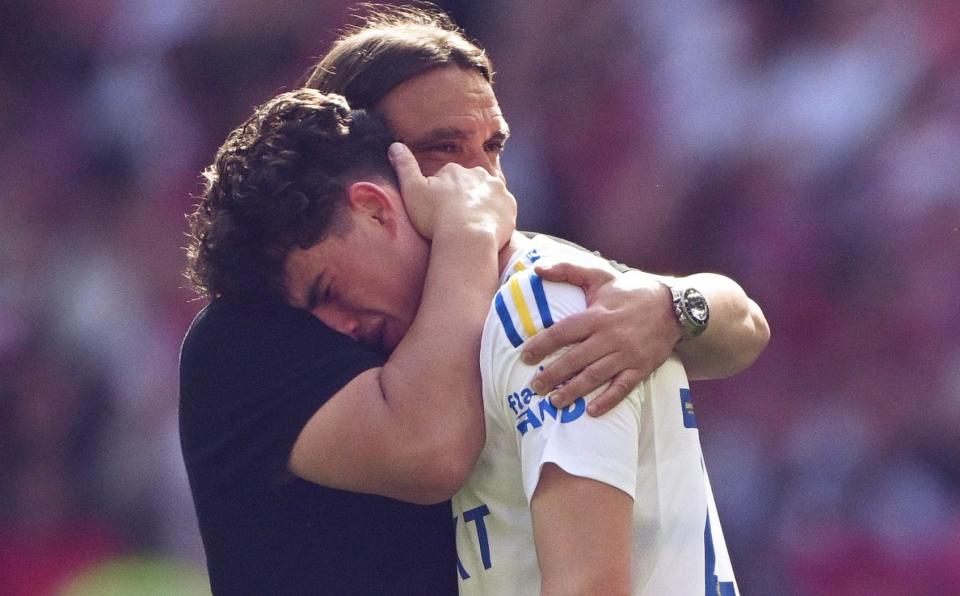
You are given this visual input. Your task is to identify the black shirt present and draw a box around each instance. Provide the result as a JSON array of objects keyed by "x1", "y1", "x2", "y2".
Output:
[{"x1": 179, "y1": 298, "x2": 456, "y2": 595}]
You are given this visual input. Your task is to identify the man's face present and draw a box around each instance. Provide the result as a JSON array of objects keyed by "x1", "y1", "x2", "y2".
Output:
[{"x1": 376, "y1": 65, "x2": 510, "y2": 179}]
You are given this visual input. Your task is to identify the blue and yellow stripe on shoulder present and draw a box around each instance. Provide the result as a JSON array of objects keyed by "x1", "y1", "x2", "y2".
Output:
[{"x1": 494, "y1": 271, "x2": 555, "y2": 347}]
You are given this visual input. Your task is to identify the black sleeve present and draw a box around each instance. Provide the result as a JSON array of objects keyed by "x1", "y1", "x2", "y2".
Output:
[{"x1": 179, "y1": 298, "x2": 384, "y2": 499}]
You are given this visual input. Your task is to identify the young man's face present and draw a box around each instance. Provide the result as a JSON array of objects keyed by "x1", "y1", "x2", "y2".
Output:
[
  {"x1": 377, "y1": 65, "x2": 510, "y2": 180},
  {"x1": 284, "y1": 183, "x2": 430, "y2": 353}
]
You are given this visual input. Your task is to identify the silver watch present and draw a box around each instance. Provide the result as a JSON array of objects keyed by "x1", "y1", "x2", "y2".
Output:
[{"x1": 669, "y1": 286, "x2": 709, "y2": 340}]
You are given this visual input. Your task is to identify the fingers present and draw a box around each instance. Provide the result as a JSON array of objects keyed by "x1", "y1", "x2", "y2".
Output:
[
  {"x1": 534, "y1": 262, "x2": 615, "y2": 296},
  {"x1": 389, "y1": 142, "x2": 438, "y2": 239},
  {"x1": 521, "y1": 310, "x2": 594, "y2": 368},
  {"x1": 387, "y1": 142, "x2": 422, "y2": 192},
  {"x1": 529, "y1": 331, "x2": 606, "y2": 397},
  {"x1": 543, "y1": 350, "x2": 623, "y2": 409},
  {"x1": 587, "y1": 369, "x2": 644, "y2": 417}
]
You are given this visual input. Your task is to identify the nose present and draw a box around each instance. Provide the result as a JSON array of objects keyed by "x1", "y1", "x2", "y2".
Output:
[
  {"x1": 333, "y1": 316, "x2": 360, "y2": 340},
  {"x1": 337, "y1": 317, "x2": 360, "y2": 339},
  {"x1": 314, "y1": 306, "x2": 361, "y2": 340}
]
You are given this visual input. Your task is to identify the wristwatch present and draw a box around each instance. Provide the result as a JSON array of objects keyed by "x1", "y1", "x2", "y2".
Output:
[{"x1": 669, "y1": 286, "x2": 709, "y2": 340}]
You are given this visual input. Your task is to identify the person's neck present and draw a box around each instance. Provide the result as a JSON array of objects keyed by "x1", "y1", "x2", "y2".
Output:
[{"x1": 497, "y1": 231, "x2": 530, "y2": 277}]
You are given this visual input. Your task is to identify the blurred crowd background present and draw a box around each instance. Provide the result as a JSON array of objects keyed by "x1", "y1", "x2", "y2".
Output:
[{"x1": 1, "y1": 1, "x2": 957, "y2": 594}]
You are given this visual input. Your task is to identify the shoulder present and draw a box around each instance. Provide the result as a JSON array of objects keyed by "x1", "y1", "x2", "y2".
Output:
[
  {"x1": 184, "y1": 297, "x2": 317, "y2": 343},
  {"x1": 182, "y1": 297, "x2": 366, "y2": 364},
  {"x1": 179, "y1": 298, "x2": 384, "y2": 492},
  {"x1": 487, "y1": 237, "x2": 604, "y2": 350},
  {"x1": 179, "y1": 297, "x2": 383, "y2": 425},
  {"x1": 488, "y1": 267, "x2": 586, "y2": 350},
  {"x1": 520, "y1": 232, "x2": 632, "y2": 273}
]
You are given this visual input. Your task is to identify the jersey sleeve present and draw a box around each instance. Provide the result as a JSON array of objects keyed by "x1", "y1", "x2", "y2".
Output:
[{"x1": 484, "y1": 270, "x2": 642, "y2": 503}]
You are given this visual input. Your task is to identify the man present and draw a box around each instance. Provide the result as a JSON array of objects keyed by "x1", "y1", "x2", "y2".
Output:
[
  {"x1": 454, "y1": 238, "x2": 739, "y2": 594},
  {"x1": 304, "y1": 5, "x2": 769, "y2": 408},
  {"x1": 213, "y1": 88, "x2": 738, "y2": 593},
  {"x1": 180, "y1": 6, "x2": 767, "y2": 594}
]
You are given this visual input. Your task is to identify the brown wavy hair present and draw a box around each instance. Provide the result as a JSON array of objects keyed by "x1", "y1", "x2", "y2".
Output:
[
  {"x1": 185, "y1": 89, "x2": 396, "y2": 301},
  {"x1": 305, "y1": 4, "x2": 493, "y2": 109}
]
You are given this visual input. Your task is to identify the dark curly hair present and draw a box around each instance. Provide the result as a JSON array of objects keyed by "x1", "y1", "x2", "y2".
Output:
[
  {"x1": 185, "y1": 89, "x2": 396, "y2": 301},
  {"x1": 305, "y1": 4, "x2": 493, "y2": 110}
]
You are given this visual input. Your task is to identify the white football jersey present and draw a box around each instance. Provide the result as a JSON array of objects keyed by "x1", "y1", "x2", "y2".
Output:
[{"x1": 452, "y1": 235, "x2": 738, "y2": 595}]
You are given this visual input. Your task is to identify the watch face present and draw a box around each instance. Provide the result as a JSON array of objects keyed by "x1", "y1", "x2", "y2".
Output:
[{"x1": 683, "y1": 289, "x2": 709, "y2": 326}]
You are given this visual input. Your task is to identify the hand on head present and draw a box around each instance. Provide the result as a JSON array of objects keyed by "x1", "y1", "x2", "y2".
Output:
[{"x1": 388, "y1": 142, "x2": 516, "y2": 248}]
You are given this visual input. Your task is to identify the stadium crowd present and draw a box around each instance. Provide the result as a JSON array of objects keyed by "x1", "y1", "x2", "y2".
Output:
[{"x1": 1, "y1": 1, "x2": 957, "y2": 594}]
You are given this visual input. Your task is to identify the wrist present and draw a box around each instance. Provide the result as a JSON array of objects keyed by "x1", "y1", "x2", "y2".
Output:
[
  {"x1": 666, "y1": 284, "x2": 710, "y2": 342},
  {"x1": 431, "y1": 224, "x2": 501, "y2": 265},
  {"x1": 433, "y1": 219, "x2": 497, "y2": 242}
]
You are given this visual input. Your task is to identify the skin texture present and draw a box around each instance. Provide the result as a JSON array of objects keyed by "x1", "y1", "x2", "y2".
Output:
[{"x1": 531, "y1": 464, "x2": 633, "y2": 596}]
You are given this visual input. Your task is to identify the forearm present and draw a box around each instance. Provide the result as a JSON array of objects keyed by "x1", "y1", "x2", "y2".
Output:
[
  {"x1": 380, "y1": 227, "x2": 500, "y2": 483},
  {"x1": 532, "y1": 465, "x2": 632, "y2": 596},
  {"x1": 659, "y1": 272, "x2": 770, "y2": 380}
]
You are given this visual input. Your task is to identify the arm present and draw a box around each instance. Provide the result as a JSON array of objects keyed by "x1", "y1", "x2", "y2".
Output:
[
  {"x1": 660, "y1": 272, "x2": 769, "y2": 380},
  {"x1": 521, "y1": 262, "x2": 769, "y2": 415},
  {"x1": 288, "y1": 144, "x2": 516, "y2": 504},
  {"x1": 532, "y1": 464, "x2": 633, "y2": 596}
]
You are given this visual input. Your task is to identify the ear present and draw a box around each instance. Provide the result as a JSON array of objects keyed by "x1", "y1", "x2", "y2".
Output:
[{"x1": 345, "y1": 181, "x2": 401, "y2": 237}]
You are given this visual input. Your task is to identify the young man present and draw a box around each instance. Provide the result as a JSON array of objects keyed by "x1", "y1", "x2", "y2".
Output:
[
  {"x1": 454, "y1": 236, "x2": 739, "y2": 594},
  {"x1": 236, "y1": 89, "x2": 738, "y2": 593}
]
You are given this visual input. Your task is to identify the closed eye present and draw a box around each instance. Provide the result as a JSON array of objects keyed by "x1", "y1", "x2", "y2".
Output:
[{"x1": 306, "y1": 274, "x2": 331, "y2": 310}]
